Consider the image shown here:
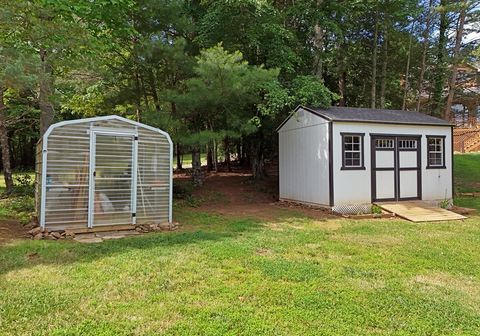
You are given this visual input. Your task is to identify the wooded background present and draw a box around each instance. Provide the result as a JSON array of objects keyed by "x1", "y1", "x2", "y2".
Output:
[{"x1": 0, "y1": 0, "x2": 478, "y2": 190}]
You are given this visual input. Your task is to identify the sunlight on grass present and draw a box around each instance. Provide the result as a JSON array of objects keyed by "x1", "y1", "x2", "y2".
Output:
[
  {"x1": 455, "y1": 197, "x2": 480, "y2": 211},
  {"x1": 454, "y1": 153, "x2": 480, "y2": 193},
  {"x1": 1, "y1": 209, "x2": 479, "y2": 335}
]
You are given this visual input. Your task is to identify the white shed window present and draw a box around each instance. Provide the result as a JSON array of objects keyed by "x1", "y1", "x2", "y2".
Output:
[
  {"x1": 427, "y1": 136, "x2": 446, "y2": 168},
  {"x1": 376, "y1": 139, "x2": 394, "y2": 149},
  {"x1": 341, "y1": 133, "x2": 365, "y2": 170},
  {"x1": 399, "y1": 139, "x2": 417, "y2": 149}
]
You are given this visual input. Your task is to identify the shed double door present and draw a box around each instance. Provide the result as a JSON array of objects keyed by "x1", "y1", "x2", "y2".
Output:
[
  {"x1": 88, "y1": 132, "x2": 138, "y2": 228},
  {"x1": 371, "y1": 135, "x2": 421, "y2": 202}
]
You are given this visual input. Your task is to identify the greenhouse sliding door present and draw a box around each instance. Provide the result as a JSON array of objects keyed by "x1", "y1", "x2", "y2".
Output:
[{"x1": 88, "y1": 132, "x2": 138, "y2": 228}]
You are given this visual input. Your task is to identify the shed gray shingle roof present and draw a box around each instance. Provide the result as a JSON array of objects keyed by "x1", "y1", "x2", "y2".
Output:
[{"x1": 301, "y1": 106, "x2": 453, "y2": 126}]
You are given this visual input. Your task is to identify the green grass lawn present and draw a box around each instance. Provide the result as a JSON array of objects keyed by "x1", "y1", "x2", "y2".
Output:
[
  {"x1": 1, "y1": 155, "x2": 480, "y2": 334},
  {"x1": 454, "y1": 153, "x2": 480, "y2": 193},
  {"x1": 1, "y1": 208, "x2": 480, "y2": 335},
  {"x1": 453, "y1": 153, "x2": 480, "y2": 211}
]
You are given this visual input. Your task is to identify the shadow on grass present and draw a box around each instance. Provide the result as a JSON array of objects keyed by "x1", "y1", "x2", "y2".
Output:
[
  {"x1": 0, "y1": 203, "x2": 333, "y2": 276},
  {"x1": 0, "y1": 213, "x2": 263, "y2": 276}
]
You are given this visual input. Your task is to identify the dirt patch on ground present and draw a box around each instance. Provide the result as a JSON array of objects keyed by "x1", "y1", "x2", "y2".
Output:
[
  {"x1": 412, "y1": 272, "x2": 480, "y2": 295},
  {"x1": 0, "y1": 219, "x2": 28, "y2": 245},
  {"x1": 410, "y1": 272, "x2": 480, "y2": 312},
  {"x1": 177, "y1": 171, "x2": 335, "y2": 221}
]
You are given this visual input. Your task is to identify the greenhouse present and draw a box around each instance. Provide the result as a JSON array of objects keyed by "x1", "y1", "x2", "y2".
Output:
[{"x1": 35, "y1": 116, "x2": 172, "y2": 231}]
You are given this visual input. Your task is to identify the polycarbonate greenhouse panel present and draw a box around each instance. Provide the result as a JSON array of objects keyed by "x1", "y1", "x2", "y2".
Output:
[{"x1": 37, "y1": 116, "x2": 172, "y2": 231}]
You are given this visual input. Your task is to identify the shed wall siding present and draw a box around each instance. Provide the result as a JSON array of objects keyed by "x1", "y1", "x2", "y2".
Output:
[
  {"x1": 332, "y1": 122, "x2": 452, "y2": 205},
  {"x1": 278, "y1": 111, "x2": 329, "y2": 206}
]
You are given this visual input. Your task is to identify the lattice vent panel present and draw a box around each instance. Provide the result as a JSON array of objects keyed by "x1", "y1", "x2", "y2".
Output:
[{"x1": 332, "y1": 203, "x2": 372, "y2": 215}]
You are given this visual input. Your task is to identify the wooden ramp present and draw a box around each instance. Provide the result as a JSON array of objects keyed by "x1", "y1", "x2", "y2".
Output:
[{"x1": 377, "y1": 202, "x2": 467, "y2": 222}]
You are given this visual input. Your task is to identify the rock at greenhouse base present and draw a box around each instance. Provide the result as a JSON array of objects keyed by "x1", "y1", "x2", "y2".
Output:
[
  {"x1": 51, "y1": 232, "x2": 62, "y2": 239},
  {"x1": 28, "y1": 227, "x2": 42, "y2": 236},
  {"x1": 33, "y1": 233, "x2": 43, "y2": 240}
]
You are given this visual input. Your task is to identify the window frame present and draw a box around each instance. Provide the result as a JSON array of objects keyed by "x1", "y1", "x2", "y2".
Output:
[
  {"x1": 340, "y1": 132, "x2": 365, "y2": 170},
  {"x1": 426, "y1": 135, "x2": 446, "y2": 169}
]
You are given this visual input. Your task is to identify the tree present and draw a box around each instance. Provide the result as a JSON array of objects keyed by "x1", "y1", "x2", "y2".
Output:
[
  {"x1": 431, "y1": 0, "x2": 450, "y2": 117},
  {"x1": 0, "y1": 41, "x2": 36, "y2": 194},
  {"x1": 444, "y1": 1, "x2": 468, "y2": 121},
  {"x1": 416, "y1": 0, "x2": 434, "y2": 112},
  {"x1": 0, "y1": 87, "x2": 13, "y2": 194},
  {"x1": 173, "y1": 44, "x2": 280, "y2": 184},
  {"x1": 371, "y1": 9, "x2": 380, "y2": 108}
]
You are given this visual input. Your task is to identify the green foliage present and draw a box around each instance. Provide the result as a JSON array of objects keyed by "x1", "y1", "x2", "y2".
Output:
[
  {"x1": 256, "y1": 81, "x2": 292, "y2": 120},
  {"x1": 173, "y1": 44, "x2": 280, "y2": 147},
  {"x1": 291, "y1": 75, "x2": 339, "y2": 108},
  {"x1": 184, "y1": 194, "x2": 202, "y2": 208},
  {"x1": 173, "y1": 179, "x2": 194, "y2": 199},
  {"x1": 0, "y1": 0, "x2": 478, "y2": 180},
  {"x1": 12, "y1": 173, "x2": 34, "y2": 197},
  {"x1": 439, "y1": 199, "x2": 451, "y2": 209},
  {"x1": 371, "y1": 204, "x2": 383, "y2": 215},
  {"x1": 0, "y1": 196, "x2": 34, "y2": 223}
]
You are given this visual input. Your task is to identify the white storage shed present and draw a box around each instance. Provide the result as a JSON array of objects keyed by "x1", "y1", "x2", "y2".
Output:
[
  {"x1": 278, "y1": 106, "x2": 454, "y2": 214},
  {"x1": 35, "y1": 116, "x2": 172, "y2": 231}
]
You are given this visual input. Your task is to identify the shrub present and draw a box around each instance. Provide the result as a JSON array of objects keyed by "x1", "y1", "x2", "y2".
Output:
[
  {"x1": 371, "y1": 204, "x2": 383, "y2": 214},
  {"x1": 173, "y1": 179, "x2": 194, "y2": 199},
  {"x1": 13, "y1": 173, "x2": 34, "y2": 196}
]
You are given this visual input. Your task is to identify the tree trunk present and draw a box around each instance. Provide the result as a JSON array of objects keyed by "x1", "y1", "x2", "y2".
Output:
[
  {"x1": 251, "y1": 143, "x2": 266, "y2": 180},
  {"x1": 0, "y1": 87, "x2": 13, "y2": 194},
  {"x1": 224, "y1": 137, "x2": 231, "y2": 172},
  {"x1": 191, "y1": 147, "x2": 203, "y2": 186},
  {"x1": 431, "y1": 0, "x2": 449, "y2": 117},
  {"x1": 134, "y1": 70, "x2": 142, "y2": 122},
  {"x1": 206, "y1": 143, "x2": 213, "y2": 172},
  {"x1": 139, "y1": 72, "x2": 150, "y2": 111},
  {"x1": 313, "y1": 24, "x2": 324, "y2": 80},
  {"x1": 149, "y1": 70, "x2": 161, "y2": 113},
  {"x1": 444, "y1": 5, "x2": 466, "y2": 121},
  {"x1": 236, "y1": 142, "x2": 242, "y2": 164},
  {"x1": 337, "y1": 40, "x2": 346, "y2": 106},
  {"x1": 380, "y1": 27, "x2": 388, "y2": 109},
  {"x1": 39, "y1": 49, "x2": 55, "y2": 136},
  {"x1": 416, "y1": 0, "x2": 433, "y2": 112},
  {"x1": 402, "y1": 24, "x2": 414, "y2": 111},
  {"x1": 313, "y1": 0, "x2": 324, "y2": 80},
  {"x1": 371, "y1": 12, "x2": 379, "y2": 109},
  {"x1": 176, "y1": 143, "x2": 182, "y2": 170},
  {"x1": 208, "y1": 122, "x2": 218, "y2": 172}
]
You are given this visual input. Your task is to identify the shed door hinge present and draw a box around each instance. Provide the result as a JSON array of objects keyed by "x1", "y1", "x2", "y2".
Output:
[
  {"x1": 93, "y1": 171, "x2": 96, "y2": 177},
  {"x1": 132, "y1": 213, "x2": 136, "y2": 218},
  {"x1": 134, "y1": 136, "x2": 138, "y2": 141}
]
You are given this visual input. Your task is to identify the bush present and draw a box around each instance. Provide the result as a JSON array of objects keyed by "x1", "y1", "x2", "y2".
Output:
[
  {"x1": 371, "y1": 204, "x2": 383, "y2": 214},
  {"x1": 0, "y1": 195, "x2": 35, "y2": 224},
  {"x1": 173, "y1": 179, "x2": 194, "y2": 199},
  {"x1": 13, "y1": 173, "x2": 34, "y2": 196}
]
